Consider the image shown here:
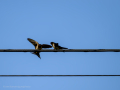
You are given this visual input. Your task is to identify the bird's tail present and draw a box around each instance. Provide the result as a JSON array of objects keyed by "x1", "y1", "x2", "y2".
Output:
[
  {"x1": 31, "y1": 52, "x2": 41, "y2": 59},
  {"x1": 59, "y1": 47, "x2": 68, "y2": 49}
]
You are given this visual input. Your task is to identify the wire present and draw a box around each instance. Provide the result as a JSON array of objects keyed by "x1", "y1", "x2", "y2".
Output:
[
  {"x1": 0, "y1": 75, "x2": 120, "y2": 77},
  {"x1": 0, "y1": 49, "x2": 120, "y2": 52}
]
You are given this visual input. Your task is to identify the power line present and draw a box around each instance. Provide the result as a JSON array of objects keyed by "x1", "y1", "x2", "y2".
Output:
[
  {"x1": 0, "y1": 75, "x2": 120, "y2": 77},
  {"x1": 0, "y1": 49, "x2": 120, "y2": 52}
]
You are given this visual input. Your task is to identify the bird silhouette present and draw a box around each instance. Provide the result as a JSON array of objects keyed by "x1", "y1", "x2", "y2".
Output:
[
  {"x1": 27, "y1": 38, "x2": 52, "y2": 59},
  {"x1": 50, "y1": 42, "x2": 68, "y2": 50}
]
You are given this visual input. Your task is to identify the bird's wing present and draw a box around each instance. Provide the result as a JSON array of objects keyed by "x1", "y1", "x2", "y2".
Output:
[
  {"x1": 41, "y1": 44, "x2": 52, "y2": 48},
  {"x1": 55, "y1": 43, "x2": 68, "y2": 49},
  {"x1": 27, "y1": 38, "x2": 39, "y2": 47}
]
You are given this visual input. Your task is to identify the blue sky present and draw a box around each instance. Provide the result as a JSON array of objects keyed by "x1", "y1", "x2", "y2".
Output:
[{"x1": 0, "y1": 0, "x2": 120, "y2": 90}]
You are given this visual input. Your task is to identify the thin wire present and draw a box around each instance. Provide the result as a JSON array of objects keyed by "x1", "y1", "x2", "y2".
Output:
[
  {"x1": 0, "y1": 75, "x2": 120, "y2": 77},
  {"x1": 0, "y1": 49, "x2": 119, "y2": 77},
  {"x1": 0, "y1": 49, "x2": 120, "y2": 52}
]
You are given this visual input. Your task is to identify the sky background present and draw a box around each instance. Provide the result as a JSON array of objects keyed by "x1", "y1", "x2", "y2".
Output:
[{"x1": 0, "y1": 0, "x2": 120, "y2": 90}]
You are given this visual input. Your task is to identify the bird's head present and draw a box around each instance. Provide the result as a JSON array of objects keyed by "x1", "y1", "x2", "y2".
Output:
[{"x1": 50, "y1": 42, "x2": 54, "y2": 45}]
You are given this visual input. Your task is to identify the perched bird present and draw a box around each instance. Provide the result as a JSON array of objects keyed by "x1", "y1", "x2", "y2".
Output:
[
  {"x1": 27, "y1": 38, "x2": 52, "y2": 59},
  {"x1": 50, "y1": 42, "x2": 68, "y2": 50}
]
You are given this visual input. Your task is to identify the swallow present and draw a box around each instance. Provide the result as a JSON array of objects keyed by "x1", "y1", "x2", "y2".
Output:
[
  {"x1": 27, "y1": 38, "x2": 52, "y2": 59},
  {"x1": 50, "y1": 42, "x2": 68, "y2": 50}
]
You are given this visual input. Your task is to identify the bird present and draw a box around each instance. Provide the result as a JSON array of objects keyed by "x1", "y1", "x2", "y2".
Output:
[
  {"x1": 27, "y1": 38, "x2": 52, "y2": 59},
  {"x1": 50, "y1": 42, "x2": 68, "y2": 50}
]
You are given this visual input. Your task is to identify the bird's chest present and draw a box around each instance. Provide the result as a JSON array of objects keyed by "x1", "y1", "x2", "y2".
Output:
[{"x1": 53, "y1": 44, "x2": 55, "y2": 49}]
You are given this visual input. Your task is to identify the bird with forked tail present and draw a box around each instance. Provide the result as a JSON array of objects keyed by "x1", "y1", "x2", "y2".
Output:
[
  {"x1": 50, "y1": 42, "x2": 68, "y2": 50},
  {"x1": 27, "y1": 38, "x2": 52, "y2": 59}
]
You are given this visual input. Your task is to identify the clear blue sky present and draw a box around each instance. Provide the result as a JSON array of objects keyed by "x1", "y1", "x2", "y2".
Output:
[{"x1": 0, "y1": 0, "x2": 120, "y2": 90}]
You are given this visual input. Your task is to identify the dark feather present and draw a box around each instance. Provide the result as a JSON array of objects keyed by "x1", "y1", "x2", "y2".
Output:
[{"x1": 41, "y1": 44, "x2": 52, "y2": 48}]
